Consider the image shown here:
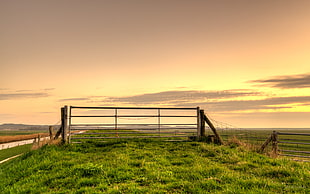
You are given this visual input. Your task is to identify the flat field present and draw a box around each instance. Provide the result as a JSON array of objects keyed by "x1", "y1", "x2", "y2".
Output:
[{"x1": 0, "y1": 133, "x2": 49, "y2": 144}]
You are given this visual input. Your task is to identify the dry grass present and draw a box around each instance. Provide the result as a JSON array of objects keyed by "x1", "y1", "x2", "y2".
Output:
[
  {"x1": 226, "y1": 136, "x2": 260, "y2": 151},
  {"x1": 226, "y1": 136, "x2": 247, "y2": 146},
  {"x1": 31, "y1": 138, "x2": 62, "y2": 150},
  {"x1": 0, "y1": 133, "x2": 49, "y2": 144},
  {"x1": 225, "y1": 136, "x2": 281, "y2": 159}
]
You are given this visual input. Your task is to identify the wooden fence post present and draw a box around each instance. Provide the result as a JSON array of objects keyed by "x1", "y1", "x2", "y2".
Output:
[
  {"x1": 49, "y1": 126, "x2": 54, "y2": 140},
  {"x1": 197, "y1": 107, "x2": 201, "y2": 137},
  {"x1": 61, "y1": 106, "x2": 69, "y2": 143},
  {"x1": 37, "y1": 134, "x2": 41, "y2": 146},
  {"x1": 200, "y1": 109, "x2": 206, "y2": 137},
  {"x1": 61, "y1": 107, "x2": 64, "y2": 142}
]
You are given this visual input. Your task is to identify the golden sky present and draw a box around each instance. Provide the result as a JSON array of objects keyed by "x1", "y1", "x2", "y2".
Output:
[{"x1": 1, "y1": 0, "x2": 310, "y2": 127}]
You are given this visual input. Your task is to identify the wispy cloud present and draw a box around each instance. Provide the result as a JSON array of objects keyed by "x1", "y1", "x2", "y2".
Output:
[
  {"x1": 0, "y1": 89, "x2": 51, "y2": 100},
  {"x1": 179, "y1": 96, "x2": 310, "y2": 112},
  {"x1": 249, "y1": 73, "x2": 310, "y2": 89},
  {"x1": 38, "y1": 112, "x2": 54, "y2": 114},
  {"x1": 59, "y1": 89, "x2": 310, "y2": 113},
  {"x1": 214, "y1": 112, "x2": 310, "y2": 128},
  {"x1": 59, "y1": 97, "x2": 90, "y2": 102},
  {"x1": 43, "y1": 88, "x2": 56, "y2": 91},
  {"x1": 106, "y1": 90, "x2": 259, "y2": 105}
]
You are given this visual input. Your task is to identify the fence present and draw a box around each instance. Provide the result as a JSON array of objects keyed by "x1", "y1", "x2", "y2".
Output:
[
  {"x1": 220, "y1": 128, "x2": 272, "y2": 146},
  {"x1": 260, "y1": 131, "x2": 310, "y2": 161},
  {"x1": 58, "y1": 106, "x2": 223, "y2": 143},
  {"x1": 277, "y1": 132, "x2": 310, "y2": 161}
]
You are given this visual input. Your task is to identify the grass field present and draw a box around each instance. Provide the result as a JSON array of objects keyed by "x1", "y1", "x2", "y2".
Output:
[
  {"x1": 0, "y1": 133, "x2": 49, "y2": 144},
  {"x1": 0, "y1": 144, "x2": 32, "y2": 161},
  {"x1": 0, "y1": 139, "x2": 309, "y2": 193}
]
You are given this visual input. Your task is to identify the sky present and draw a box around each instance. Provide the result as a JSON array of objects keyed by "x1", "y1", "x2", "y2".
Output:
[{"x1": 1, "y1": 0, "x2": 310, "y2": 128}]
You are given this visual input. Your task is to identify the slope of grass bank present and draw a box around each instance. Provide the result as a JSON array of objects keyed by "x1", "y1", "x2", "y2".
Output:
[{"x1": 0, "y1": 139, "x2": 309, "y2": 193}]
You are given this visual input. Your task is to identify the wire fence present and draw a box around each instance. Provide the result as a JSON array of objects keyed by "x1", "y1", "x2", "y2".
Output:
[{"x1": 277, "y1": 132, "x2": 310, "y2": 162}]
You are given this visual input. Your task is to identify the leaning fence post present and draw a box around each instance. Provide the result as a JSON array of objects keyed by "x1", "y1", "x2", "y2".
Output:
[
  {"x1": 272, "y1": 131, "x2": 278, "y2": 156},
  {"x1": 259, "y1": 134, "x2": 272, "y2": 153},
  {"x1": 203, "y1": 114, "x2": 224, "y2": 145}
]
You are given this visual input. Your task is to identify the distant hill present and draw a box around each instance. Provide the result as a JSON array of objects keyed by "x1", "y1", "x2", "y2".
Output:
[{"x1": 0, "y1": 123, "x2": 50, "y2": 131}]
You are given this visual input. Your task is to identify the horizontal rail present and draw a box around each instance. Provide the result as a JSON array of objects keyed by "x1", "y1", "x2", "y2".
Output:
[
  {"x1": 70, "y1": 128, "x2": 197, "y2": 131},
  {"x1": 71, "y1": 132, "x2": 195, "y2": 135},
  {"x1": 71, "y1": 135, "x2": 191, "y2": 139},
  {"x1": 70, "y1": 123, "x2": 197, "y2": 127},
  {"x1": 278, "y1": 138, "x2": 310, "y2": 142},
  {"x1": 292, "y1": 160, "x2": 310, "y2": 162},
  {"x1": 279, "y1": 154, "x2": 310, "y2": 158},
  {"x1": 279, "y1": 149, "x2": 310, "y2": 154},
  {"x1": 71, "y1": 115, "x2": 197, "y2": 118},
  {"x1": 71, "y1": 124, "x2": 196, "y2": 126},
  {"x1": 70, "y1": 106, "x2": 197, "y2": 110},
  {"x1": 278, "y1": 141, "x2": 310, "y2": 145},
  {"x1": 278, "y1": 132, "x2": 310, "y2": 136}
]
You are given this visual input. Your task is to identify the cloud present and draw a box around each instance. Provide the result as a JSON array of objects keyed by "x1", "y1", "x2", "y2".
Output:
[
  {"x1": 0, "y1": 88, "x2": 55, "y2": 100},
  {"x1": 15, "y1": 90, "x2": 34, "y2": 92},
  {"x1": 59, "y1": 89, "x2": 310, "y2": 113},
  {"x1": 106, "y1": 90, "x2": 259, "y2": 105},
  {"x1": 0, "y1": 113, "x2": 13, "y2": 117},
  {"x1": 249, "y1": 73, "x2": 310, "y2": 89},
  {"x1": 213, "y1": 112, "x2": 310, "y2": 128},
  {"x1": 0, "y1": 91, "x2": 50, "y2": 100},
  {"x1": 38, "y1": 112, "x2": 54, "y2": 114},
  {"x1": 59, "y1": 97, "x2": 90, "y2": 102},
  {"x1": 179, "y1": 96, "x2": 310, "y2": 112},
  {"x1": 107, "y1": 90, "x2": 309, "y2": 112},
  {"x1": 43, "y1": 88, "x2": 56, "y2": 91}
]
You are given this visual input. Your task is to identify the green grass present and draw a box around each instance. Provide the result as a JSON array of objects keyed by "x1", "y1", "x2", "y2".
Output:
[
  {"x1": 0, "y1": 144, "x2": 32, "y2": 161},
  {"x1": 70, "y1": 129, "x2": 196, "y2": 143},
  {"x1": 1, "y1": 139, "x2": 309, "y2": 193}
]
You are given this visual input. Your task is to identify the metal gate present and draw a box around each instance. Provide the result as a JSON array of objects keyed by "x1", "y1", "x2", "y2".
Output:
[{"x1": 64, "y1": 106, "x2": 202, "y2": 142}]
